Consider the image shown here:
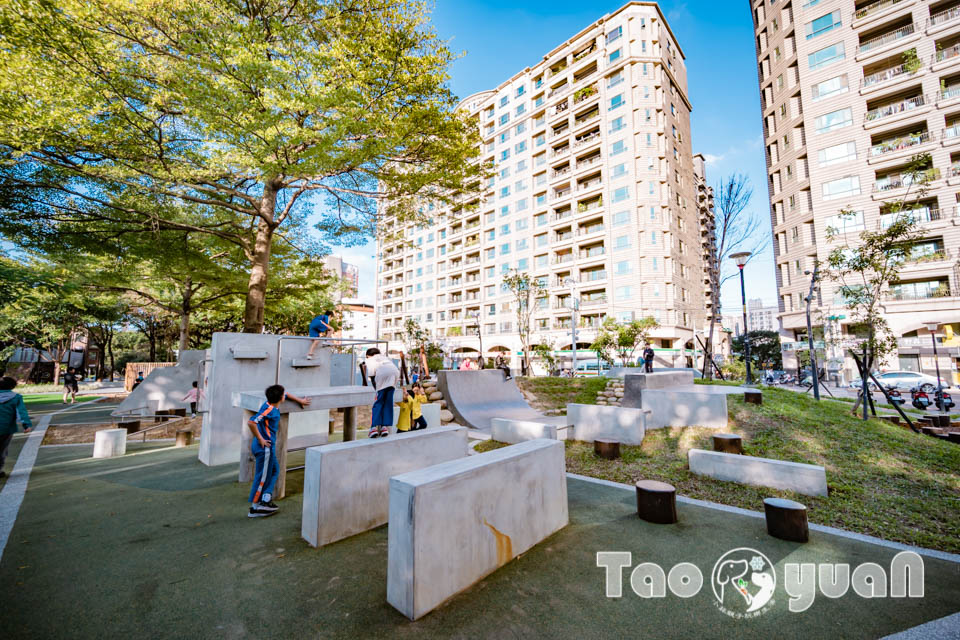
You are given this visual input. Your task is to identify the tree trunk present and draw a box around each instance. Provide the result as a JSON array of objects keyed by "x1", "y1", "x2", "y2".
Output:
[
  {"x1": 704, "y1": 316, "x2": 717, "y2": 380},
  {"x1": 107, "y1": 329, "x2": 115, "y2": 382},
  {"x1": 179, "y1": 277, "x2": 192, "y2": 352},
  {"x1": 243, "y1": 184, "x2": 279, "y2": 334}
]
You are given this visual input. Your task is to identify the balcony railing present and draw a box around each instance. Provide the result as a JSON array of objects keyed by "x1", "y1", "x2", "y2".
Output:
[
  {"x1": 874, "y1": 167, "x2": 941, "y2": 192},
  {"x1": 864, "y1": 94, "x2": 926, "y2": 122},
  {"x1": 942, "y1": 85, "x2": 960, "y2": 101},
  {"x1": 551, "y1": 146, "x2": 569, "y2": 157},
  {"x1": 553, "y1": 254, "x2": 574, "y2": 264},
  {"x1": 578, "y1": 178, "x2": 602, "y2": 191},
  {"x1": 929, "y1": 5, "x2": 960, "y2": 28},
  {"x1": 577, "y1": 225, "x2": 604, "y2": 235},
  {"x1": 551, "y1": 167, "x2": 570, "y2": 178},
  {"x1": 580, "y1": 296, "x2": 608, "y2": 307},
  {"x1": 573, "y1": 85, "x2": 598, "y2": 105},
  {"x1": 935, "y1": 43, "x2": 960, "y2": 63},
  {"x1": 888, "y1": 284, "x2": 952, "y2": 301},
  {"x1": 907, "y1": 248, "x2": 950, "y2": 264},
  {"x1": 862, "y1": 63, "x2": 911, "y2": 88},
  {"x1": 573, "y1": 130, "x2": 601, "y2": 149},
  {"x1": 551, "y1": 126, "x2": 569, "y2": 138},
  {"x1": 579, "y1": 247, "x2": 606, "y2": 259},
  {"x1": 554, "y1": 100, "x2": 569, "y2": 114},
  {"x1": 577, "y1": 155, "x2": 601, "y2": 170},
  {"x1": 553, "y1": 188, "x2": 571, "y2": 200},
  {"x1": 854, "y1": 0, "x2": 904, "y2": 20},
  {"x1": 879, "y1": 206, "x2": 949, "y2": 227},
  {"x1": 869, "y1": 130, "x2": 931, "y2": 156},
  {"x1": 577, "y1": 197, "x2": 602, "y2": 213},
  {"x1": 580, "y1": 271, "x2": 607, "y2": 282},
  {"x1": 945, "y1": 124, "x2": 960, "y2": 140},
  {"x1": 858, "y1": 24, "x2": 915, "y2": 55}
]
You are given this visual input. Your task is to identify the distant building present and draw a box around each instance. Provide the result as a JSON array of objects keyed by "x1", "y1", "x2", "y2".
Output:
[
  {"x1": 323, "y1": 255, "x2": 360, "y2": 299},
  {"x1": 747, "y1": 298, "x2": 779, "y2": 333},
  {"x1": 338, "y1": 301, "x2": 376, "y2": 341}
]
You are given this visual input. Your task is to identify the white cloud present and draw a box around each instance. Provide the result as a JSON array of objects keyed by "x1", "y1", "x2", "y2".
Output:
[{"x1": 702, "y1": 153, "x2": 724, "y2": 166}]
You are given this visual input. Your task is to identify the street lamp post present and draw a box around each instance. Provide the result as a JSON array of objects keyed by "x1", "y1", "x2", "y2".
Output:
[
  {"x1": 730, "y1": 252, "x2": 753, "y2": 385},
  {"x1": 564, "y1": 277, "x2": 579, "y2": 376},
  {"x1": 471, "y1": 312, "x2": 483, "y2": 369},
  {"x1": 924, "y1": 321, "x2": 944, "y2": 412},
  {"x1": 803, "y1": 266, "x2": 820, "y2": 401}
]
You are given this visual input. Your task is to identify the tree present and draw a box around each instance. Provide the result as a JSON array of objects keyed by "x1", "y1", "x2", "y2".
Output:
[
  {"x1": 590, "y1": 317, "x2": 659, "y2": 367},
  {"x1": 0, "y1": 0, "x2": 482, "y2": 332},
  {"x1": 502, "y1": 270, "x2": 546, "y2": 375},
  {"x1": 731, "y1": 330, "x2": 783, "y2": 371},
  {"x1": 703, "y1": 174, "x2": 769, "y2": 379},
  {"x1": 824, "y1": 152, "x2": 930, "y2": 420},
  {"x1": 532, "y1": 341, "x2": 558, "y2": 375}
]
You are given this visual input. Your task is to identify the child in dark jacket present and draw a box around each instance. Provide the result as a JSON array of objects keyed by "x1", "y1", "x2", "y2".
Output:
[{"x1": 0, "y1": 377, "x2": 33, "y2": 478}]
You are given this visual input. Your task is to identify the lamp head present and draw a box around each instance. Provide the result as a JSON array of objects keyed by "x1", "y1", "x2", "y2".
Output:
[
  {"x1": 923, "y1": 321, "x2": 939, "y2": 332},
  {"x1": 730, "y1": 251, "x2": 751, "y2": 268}
]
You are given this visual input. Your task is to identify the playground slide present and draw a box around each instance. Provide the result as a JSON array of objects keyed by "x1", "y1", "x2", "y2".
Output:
[{"x1": 437, "y1": 369, "x2": 566, "y2": 432}]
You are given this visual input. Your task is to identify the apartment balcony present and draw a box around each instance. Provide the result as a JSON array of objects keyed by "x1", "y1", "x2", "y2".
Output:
[
  {"x1": 551, "y1": 125, "x2": 570, "y2": 139},
  {"x1": 576, "y1": 155, "x2": 602, "y2": 172},
  {"x1": 887, "y1": 282, "x2": 952, "y2": 301},
  {"x1": 551, "y1": 145, "x2": 570, "y2": 158},
  {"x1": 864, "y1": 94, "x2": 928, "y2": 127},
  {"x1": 572, "y1": 85, "x2": 598, "y2": 106},
  {"x1": 553, "y1": 254, "x2": 574, "y2": 265},
  {"x1": 939, "y1": 84, "x2": 960, "y2": 107},
  {"x1": 944, "y1": 124, "x2": 960, "y2": 147},
  {"x1": 551, "y1": 166, "x2": 571, "y2": 180},
  {"x1": 928, "y1": 5, "x2": 960, "y2": 34},
  {"x1": 903, "y1": 247, "x2": 954, "y2": 267},
  {"x1": 879, "y1": 205, "x2": 952, "y2": 228},
  {"x1": 577, "y1": 224, "x2": 604, "y2": 236},
  {"x1": 579, "y1": 296, "x2": 608, "y2": 308},
  {"x1": 553, "y1": 210, "x2": 573, "y2": 222},
  {"x1": 853, "y1": 0, "x2": 912, "y2": 27},
  {"x1": 552, "y1": 188, "x2": 571, "y2": 201},
  {"x1": 573, "y1": 130, "x2": 601, "y2": 150},
  {"x1": 872, "y1": 167, "x2": 941, "y2": 194},
  {"x1": 573, "y1": 110, "x2": 600, "y2": 129},
  {"x1": 554, "y1": 100, "x2": 570, "y2": 114},
  {"x1": 860, "y1": 63, "x2": 919, "y2": 93},
  {"x1": 857, "y1": 24, "x2": 917, "y2": 60},
  {"x1": 577, "y1": 177, "x2": 603, "y2": 192},
  {"x1": 579, "y1": 246, "x2": 606, "y2": 260},
  {"x1": 868, "y1": 130, "x2": 933, "y2": 161},
  {"x1": 933, "y1": 43, "x2": 960, "y2": 70},
  {"x1": 580, "y1": 270, "x2": 607, "y2": 283},
  {"x1": 576, "y1": 196, "x2": 603, "y2": 214}
]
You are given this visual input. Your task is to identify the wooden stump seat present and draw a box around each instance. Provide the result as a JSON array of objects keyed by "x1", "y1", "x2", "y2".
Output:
[
  {"x1": 712, "y1": 433, "x2": 743, "y2": 455},
  {"x1": 744, "y1": 390, "x2": 762, "y2": 405},
  {"x1": 175, "y1": 430, "x2": 194, "y2": 447},
  {"x1": 635, "y1": 480, "x2": 677, "y2": 524},
  {"x1": 594, "y1": 438, "x2": 620, "y2": 460},
  {"x1": 763, "y1": 497, "x2": 808, "y2": 543},
  {"x1": 119, "y1": 420, "x2": 140, "y2": 434}
]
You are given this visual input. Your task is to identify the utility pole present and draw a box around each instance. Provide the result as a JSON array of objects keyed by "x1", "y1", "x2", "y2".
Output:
[
  {"x1": 564, "y1": 277, "x2": 579, "y2": 375},
  {"x1": 804, "y1": 265, "x2": 820, "y2": 401}
]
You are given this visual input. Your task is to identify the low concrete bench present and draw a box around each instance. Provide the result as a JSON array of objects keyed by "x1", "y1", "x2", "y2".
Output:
[
  {"x1": 302, "y1": 426, "x2": 468, "y2": 548},
  {"x1": 93, "y1": 429, "x2": 127, "y2": 458},
  {"x1": 491, "y1": 418, "x2": 559, "y2": 443},
  {"x1": 568, "y1": 404, "x2": 648, "y2": 445},
  {"x1": 387, "y1": 439, "x2": 568, "y2": 620},
  {"x1": 688, "y1": 449, "x2": 828, "y2": 497}
]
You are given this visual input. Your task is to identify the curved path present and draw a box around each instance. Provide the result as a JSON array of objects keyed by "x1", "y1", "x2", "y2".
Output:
[{"x1": 437, "y1": 370, "x2": 566, "y2": 431}]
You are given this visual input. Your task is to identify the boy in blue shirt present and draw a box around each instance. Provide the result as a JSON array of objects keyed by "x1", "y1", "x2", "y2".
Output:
[{"x1": 247, "y1": 384, "x2": 311, "y2": 518}]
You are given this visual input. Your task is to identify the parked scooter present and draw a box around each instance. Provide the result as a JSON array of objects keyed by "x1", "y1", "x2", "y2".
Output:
[
  {"x1": 881, "y1": 384, "x2": 905, "y2": 407},
  {"x1": 910, "y1": 386, "x2": 931, "y2": 410},
  {"x1": 932, "y1": 385, "x2": 955, "y2": 411}
]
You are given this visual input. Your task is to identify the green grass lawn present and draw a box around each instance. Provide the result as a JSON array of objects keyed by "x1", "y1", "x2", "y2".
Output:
[
  {"x1": 477, "y1": 382, "x2": 960, "y2": 552},
  {"x1": 21, "y1": 393, "x2": 69, "y2": 406},
  {"x1": 516, "y1": 376, "x2": 608, "y2": 411}
]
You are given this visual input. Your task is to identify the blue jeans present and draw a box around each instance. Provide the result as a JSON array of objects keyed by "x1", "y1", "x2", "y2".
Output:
[
  {"x1": 371, "y1": 387, "x2": 395, "y2": 427},
  {"x1": 249, "y1": 440, "x2": 278, "y2": 503}
]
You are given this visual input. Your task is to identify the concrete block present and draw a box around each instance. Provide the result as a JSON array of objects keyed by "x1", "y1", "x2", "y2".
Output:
[
  {"x1": 491, "y1": 418, "x2": 558, "y2": 443},
  {"x1": 421, "y1": 403, "x2": 441, "y2": 429},
  {"x1": 688, "y1": 449, "x2": 828, "y2": 497},
  {"x1": 624, "y1": 371, "x2": 694, "y2": 389},
  {"x1": 93, "y1": 429, "x2": 127, "y2": 458},
  {"x1": 301, "y1": 426, "x2": 468, "y2": 547},
  {"x1": 387, "y1": 439, "x2": 567, "y2": 620},
  {"x1": 568, "y1": 403, "x2": 648, "y2": 445},
  {"x1": 633, "y1": 389, "x2": 728, "y2": 429}
]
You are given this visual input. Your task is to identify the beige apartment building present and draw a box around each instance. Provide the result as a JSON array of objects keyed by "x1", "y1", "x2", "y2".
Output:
[
  {"x1": 751, "y1": 0, "x2": 960, "y2": 383},
  {"x1": 376, "y1": 2, "x2": 717, "y2": 371}
]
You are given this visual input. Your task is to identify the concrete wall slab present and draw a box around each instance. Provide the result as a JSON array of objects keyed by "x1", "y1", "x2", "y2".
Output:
[
  {"x1": 688, "y1": 449, "x2": 828, "y2": 497},
  {"x1": 568, "y1": 404, "x2": 648, "y2": 444}
]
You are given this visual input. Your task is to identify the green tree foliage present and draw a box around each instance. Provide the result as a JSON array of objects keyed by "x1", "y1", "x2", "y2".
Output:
[
  {"x1": 589, "y1": 317, "x2": 659, "y2": 367},
  {"x1": 731, "y1": 330, "x2": 783, "y2": 371},
  {"x1": 0, "y1": 0, "x2": 482, "y2": 332}
]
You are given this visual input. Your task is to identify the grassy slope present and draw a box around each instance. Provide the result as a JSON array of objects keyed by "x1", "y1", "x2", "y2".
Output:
[
  {"x1": 478, "y1": 381, "x2": 960, "y2": 552},
  {"x1": 516, "y1": 376, "x2": 608, "y2": 411}
]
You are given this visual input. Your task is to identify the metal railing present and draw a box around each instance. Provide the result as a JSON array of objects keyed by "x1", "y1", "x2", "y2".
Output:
[
  {"x1": 854, "y1": 0, "x2": 904, "y2": 20},
  {"x1": 862, "y1": 63, "x2": 910, "y2": 88},
  {"x1": 858, "y1": 24, "x2": 915, "y2": 55},
  {"x1": 929, "y1": 5, "x2": 960, "y2": 27},
  {"x1": 941, "y1": 85, "x2": 960, "y2": 101},
  {"x1": 873, "y1": 168, "x2": 940, "y2": 192},
  {"x1": 869, "y1": 130, "x2": 931, "y2": 156},
  {"x1": 888, "y1": 285, "x2": 952, "y2": 301},
  {"x1": 864, "y1": 94, "x2": 926, "y2": 122},
  {"x1": 935, "y1": 43, "x2": 960, "y2": 63}
]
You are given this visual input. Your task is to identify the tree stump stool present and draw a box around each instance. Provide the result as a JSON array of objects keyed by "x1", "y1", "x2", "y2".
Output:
[
  {"x1": 763, "y1": 497, "x2": 808, "y2": 543},
  {"x1": 921, "y1": 426, "x2": 944, "y2": 436},
  {"x1": 154, "y1": 409, "x2": 172, "y2": 423},
  {"x1": 933, "y1": 414, "x2": 952, "y2": 428},
  {"x1": 594, "y1": 439, "x2": 620, "y2": 460},
  {"x1": 175, "y1": 430, "x2": 193, "y2": 447},
  {"x1": 712, "y1": 433, "x2": 743, "y2": 454},
  {"x1": 744, "y1": 390, "x2": 762, "y2": 405},
  {"x1": 878, "y1": 415, "x2": 900, "y2": 425},
  {"x1": 918, "y1": 415, "x2": 936, "y2": 426},
  {"x1": 172, "y1": 408, "x2": 187, "y2": 418},
  {"x1": 947, "y1": 432, "x2": 960, "y2": 444},
  {"x1": 635, "y1": 480, "x2": 678, "y2": 524},
  {"x1": 329, "y1": 418, "x2": 336, "y2": 435},
  {"x1": 119, "y1": 420, "x2": 140, "y2": 434}
]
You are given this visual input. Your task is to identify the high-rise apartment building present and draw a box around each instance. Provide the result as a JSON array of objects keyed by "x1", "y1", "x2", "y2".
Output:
[
  {"x1": 748, "y1": 298, "x2": 780, "y2": 332},
  {"x1": 751, "y1": 0, "x2": 960, "y2": 382},
  {"x1": 324, "y1": 255, "x2": 360, "y2": 299},
  {"x1": 377, "y1": 2, "x2": 716, "y2": 369}
]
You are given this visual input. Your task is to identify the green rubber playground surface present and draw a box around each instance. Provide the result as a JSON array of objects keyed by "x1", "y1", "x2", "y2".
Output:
[{"x1": 1, "y1": 443, "x2": 958, "y2": 639}]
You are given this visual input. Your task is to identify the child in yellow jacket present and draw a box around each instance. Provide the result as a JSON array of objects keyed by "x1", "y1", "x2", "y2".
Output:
[{"x1": 410, "y1": 383, "x2": 428, "y2": 430}]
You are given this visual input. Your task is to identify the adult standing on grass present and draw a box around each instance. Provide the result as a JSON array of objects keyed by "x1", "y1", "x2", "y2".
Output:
[
  {"x1": 305, "y1": 309, "x2": 335, "y2": 360},
  {"x1": 0, "y1": 376, "x2": 33, "y2": 478},
  {"x1": 62, "y1": 367, "x2": 79, "y2": 404}
]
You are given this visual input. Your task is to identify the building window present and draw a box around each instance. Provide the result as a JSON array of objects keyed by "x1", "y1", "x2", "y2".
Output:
[
  {"x1": 811, "y1": 74, "x2": 849, "y2": 101},
  {"x1": 614, "y1": 235, "x2": 630, "y2": 250},
  {"x1": 825, "y1": 210, "x2": 865, "y2": 233},
  {"x1": 615, "y1": 260, "x2": 632, "y2": 274},
  {"x1": 516, "y1": 85, "x2": 525, "y2": 97},
  {"x1": 613, "y1": 210, "x2": 630, "y2": 226},
  {"x1": 605, "y1": 26, "x2": 622, "y2": 45},
  {"x1": 818, "y1": 141, "x2": 856, "y2": 167},
  {"x1": 610, "y1": 139, "x2": 627, "y2": 155},
  {"x1": 821, "y1": 175, "x2": 861, "y2": 200},
  {"x1": 609, "y1": 48, "x2": 622, "y2": 64},
  {"x1": 515, "y1": 141, "x2": 527, "y2": 153},
  {"x1": 815, "y1": 107, "x2": 853, "y2": 133},
  {"x1": 515, "y1": 104, "x2": 526, "y2": 116},
  {"x1": 609, "y1": 93, "x2": 625, "y2": 110},
  {"x1": 612, "y1": 163, "x2": 627, "y2": 178},
  {"x1": 499, "y1": 113, "x2": 510, "y2": 125},
  {"x1": 609, "y1": 116, "x2": 625, "y2": 133},
  {"x1": 615, "y1": 285, "x2": 632, "y2": 300},
  {"x1": 607, "y1": 71, "x2": 624, "y2": 88},
  {"x1": 805, "y1": 11, "x2": 841, "y2": 40},
  {"x1": 612, "y1": 186, "x2": 630, "y2": 203},
  {"x1": 500, "y1": 243, "x2": 511, "y2": 255},
  {"x1": 501, "y1": 205, "x2": 510, "y2": 216},
  {"x1": 808, "y1": 42, "x2": 845, "y2": 70}
]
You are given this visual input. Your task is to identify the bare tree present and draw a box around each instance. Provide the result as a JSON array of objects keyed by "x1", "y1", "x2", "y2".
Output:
[{"x1": 703, "y1": 173, "x2": 770, "y2": 379}]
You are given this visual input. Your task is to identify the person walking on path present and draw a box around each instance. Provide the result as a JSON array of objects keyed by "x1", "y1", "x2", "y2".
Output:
[
  {"x1": 305, "y1": 309, "x2": 335, "y2": 360},
  {"x1": 365, "y1": 348, "x2": 399, "y2": 438},
  {"x1": 0, "y1": 376, "x2": 33, "y2": 479},
  {"x1": 643, "y1": 345, "x2": 655, "y2": 373},
  {"x1": 62, "y1": 367, "x2": 79, "y2": 404},
  {"x1": 246, "y1": 384, "x2": 311, "y2": 518}
]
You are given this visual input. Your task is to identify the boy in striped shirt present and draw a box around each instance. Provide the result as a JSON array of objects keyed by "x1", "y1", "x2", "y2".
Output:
[{"x1": 247, "y1": 384, "x2": 311, "y2": 518}]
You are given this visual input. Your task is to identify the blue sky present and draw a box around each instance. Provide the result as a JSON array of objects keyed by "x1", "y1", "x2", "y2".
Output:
[{"x1": 330, "y1": 0, "x2": 776, "y2": 313}]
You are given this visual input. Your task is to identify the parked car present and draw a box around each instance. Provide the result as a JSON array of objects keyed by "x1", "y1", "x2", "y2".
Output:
[
  {"x1": 574, "y1": 361, "x2": 609, "y2": 377},
  {"x1": 868, "y1": 370, "x2": 943, "y2": 392}
]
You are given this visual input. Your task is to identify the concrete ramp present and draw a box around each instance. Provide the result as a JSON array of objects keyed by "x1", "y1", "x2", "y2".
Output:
[
  {"x1": 437, "y1": 370, "x2": 565, "y2": 432},
  {"x1": 113, "y1": 350, "x2": 208, "y2": 416}
]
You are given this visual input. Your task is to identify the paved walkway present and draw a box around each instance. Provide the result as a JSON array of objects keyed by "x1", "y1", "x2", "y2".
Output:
[{"x1": 0, "y1": 443, "x2": 957, "y2": 639}]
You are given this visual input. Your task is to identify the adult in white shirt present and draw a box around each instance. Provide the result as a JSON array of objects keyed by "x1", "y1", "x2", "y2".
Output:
[{"x1": 365, "y1": 348, "x2": 400, "y2": 438}]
